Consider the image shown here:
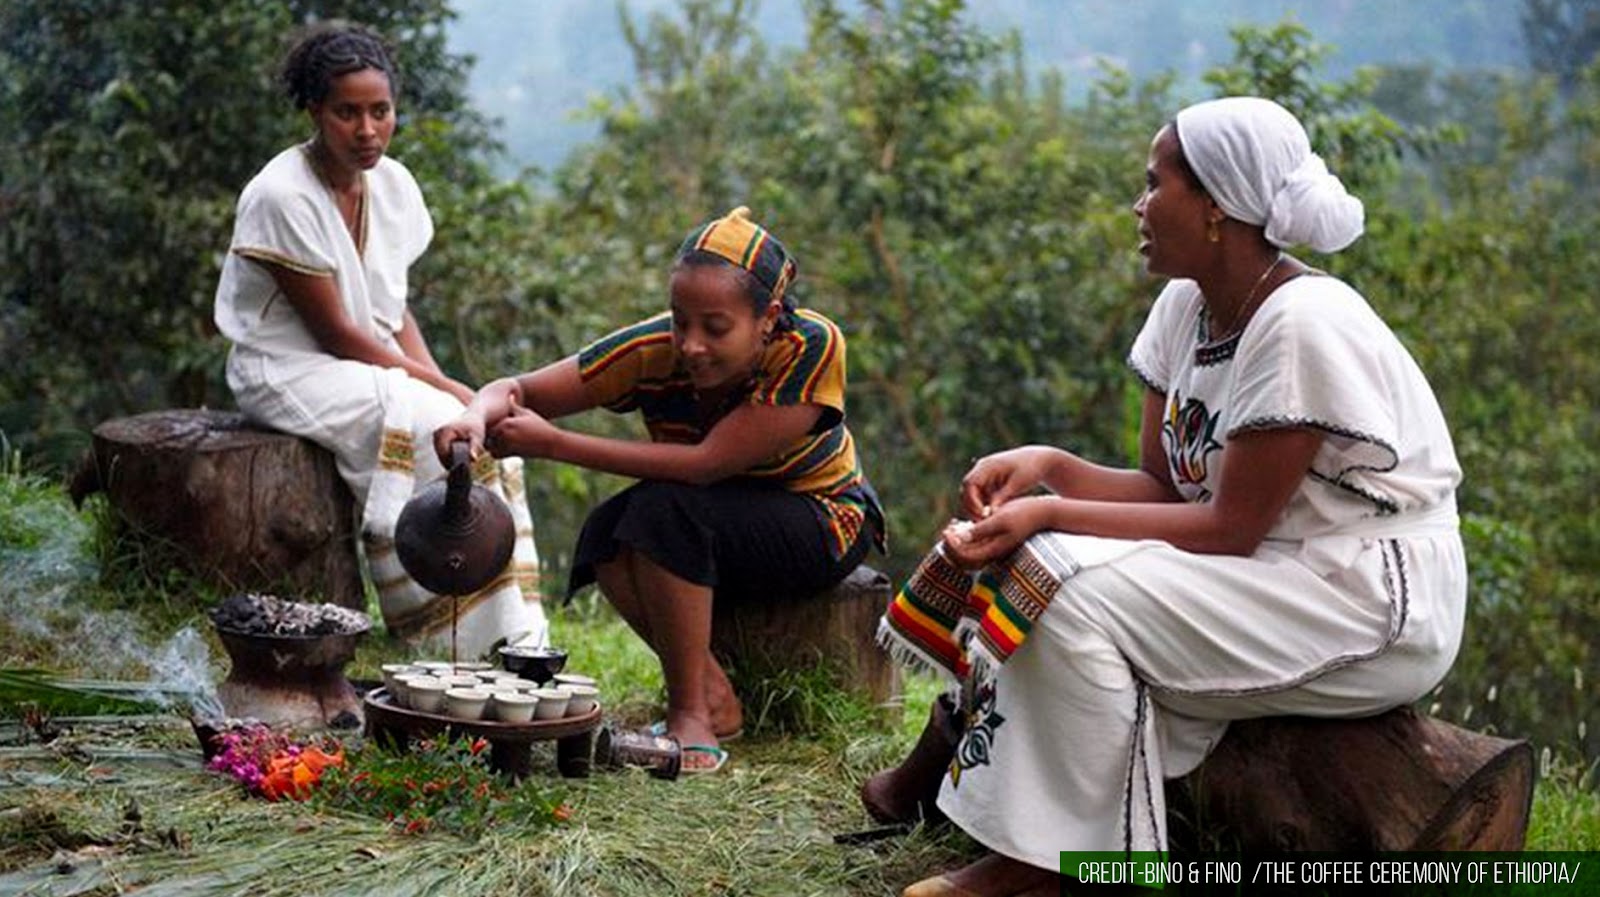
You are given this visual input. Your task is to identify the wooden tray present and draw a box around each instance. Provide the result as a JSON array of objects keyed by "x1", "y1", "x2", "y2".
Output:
[{"x1": 363, "y1": 688, "x2": 601, "y2": 778}]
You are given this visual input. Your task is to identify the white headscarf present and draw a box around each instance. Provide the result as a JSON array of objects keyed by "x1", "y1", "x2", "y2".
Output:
[{"x1": 1174, "y1": 96, "x2": 1365, "y2": 253}]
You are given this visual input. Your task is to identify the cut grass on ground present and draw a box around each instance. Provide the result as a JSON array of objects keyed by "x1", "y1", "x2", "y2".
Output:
[
  {"x1": 1, "y1": 465, "x2": 973, "y2": 895},
  {"x1": 2, "y1": 460, "x2": 1597, "y2": 897}
]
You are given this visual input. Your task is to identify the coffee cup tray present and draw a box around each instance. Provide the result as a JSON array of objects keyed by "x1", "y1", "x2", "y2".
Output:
[{"x1": 363, "y1": 688, "x2": 601, "y2": 779}]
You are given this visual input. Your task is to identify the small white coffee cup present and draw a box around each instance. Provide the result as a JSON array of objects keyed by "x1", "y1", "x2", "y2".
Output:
[
  {"x1": 444, "y1": 687, "x2": 490, "y2": 721},
  {"x1": 530, "y1": 687, "x2": 570, "y2": 720},
  {"x1": 408, "y1": 678, "x2": 449, "y2": 714},
  {"x1": 490, "y1": 691, "x2": 537, "y2": 723},
  {"x1": 563, "y1": 684, "x2": 600, "y2": 717}
]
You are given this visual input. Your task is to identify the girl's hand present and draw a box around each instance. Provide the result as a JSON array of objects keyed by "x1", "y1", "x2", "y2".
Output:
[
  {"x1": 960, "y1": 447, "x2": 1050, "y2": 520},
  {"x1": 485, "y1": 393, "x2": 561, "y2": 459},
  {"x1": 940, "y1": 496, "x2": 1056, "y2": 568},
  {"x1": 433, "y1": 412, "x2": 487, "y2": 466}
]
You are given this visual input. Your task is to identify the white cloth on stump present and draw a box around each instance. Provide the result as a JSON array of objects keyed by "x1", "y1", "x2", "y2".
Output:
[
  {"x1": 932, "y1": 274, "x2": 1467, "y2": 866},
  {"x1": 214, "y1": 143, "x2": 545, "y2": 657}
]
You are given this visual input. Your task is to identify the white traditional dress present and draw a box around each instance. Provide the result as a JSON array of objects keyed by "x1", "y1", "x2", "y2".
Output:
[
  {"x1": 882, "y1": 272, "x2": 1466, "y2": 865},
  {"x1": 214, "y1": 143, "x2": 545, "y2": 657}
]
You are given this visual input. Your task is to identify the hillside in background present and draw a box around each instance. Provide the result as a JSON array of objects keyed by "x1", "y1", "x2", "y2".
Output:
[{"x1": 447, "y1": 0, "x2": 1526, "y2": 171}]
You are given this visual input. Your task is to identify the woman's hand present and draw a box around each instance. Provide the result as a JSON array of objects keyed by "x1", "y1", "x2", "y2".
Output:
[
  {"x1": 443, "y1": 378, "x2": 476, "y2": 406},
  {"x1": 940, "y1": 496, "x2": 1057, "y2": 568},
  {"x1": 485, "y1": 394, "x2": 562, "y2": 459},
  {"x1": 960, "y1": 447, "x2": 1054, "y2": 519}
]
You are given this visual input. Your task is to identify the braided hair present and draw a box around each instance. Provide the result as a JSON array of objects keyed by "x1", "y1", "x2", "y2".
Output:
[{"x1": 280, "y1": 22, "x2": 398, "y2": 110}]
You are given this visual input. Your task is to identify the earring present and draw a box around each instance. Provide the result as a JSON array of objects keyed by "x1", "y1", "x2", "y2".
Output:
[{"x1": 1206, "y1": 218, "x2": 1221, "y2": 243}]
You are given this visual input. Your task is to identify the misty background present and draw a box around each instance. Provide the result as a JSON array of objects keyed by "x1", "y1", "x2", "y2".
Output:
[{"x1": 447, "y1": 0, "x2": 1526, "y2": 172}]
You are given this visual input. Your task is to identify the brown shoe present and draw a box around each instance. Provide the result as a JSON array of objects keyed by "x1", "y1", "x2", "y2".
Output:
[{"x1": 902, "y1": 874, "x2": 982, "y2": 897}]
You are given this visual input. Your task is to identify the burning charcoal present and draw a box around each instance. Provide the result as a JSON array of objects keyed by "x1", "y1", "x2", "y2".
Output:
[{"x1": 209, "y1": 593, "x2": 370, "y2": 637}]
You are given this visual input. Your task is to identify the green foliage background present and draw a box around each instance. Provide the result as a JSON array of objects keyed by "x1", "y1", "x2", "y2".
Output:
[{"x1": 1, "y1": 0, "x2": 1594, "y2": 765}]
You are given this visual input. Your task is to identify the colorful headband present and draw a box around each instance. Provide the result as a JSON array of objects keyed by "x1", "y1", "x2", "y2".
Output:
[{"x1": 677, "y1": 206, "x2": 798, "y2": 306}]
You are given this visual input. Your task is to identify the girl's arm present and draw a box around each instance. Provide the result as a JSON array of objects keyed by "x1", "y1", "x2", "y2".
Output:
[
  {"x1": 395, "y1": 310, "x2": 472, "y2": 400},
  {"x1": 486, "y1": 396, "x2": 824, "y2": 486},
  {"x1": 434, "y1": 356, "x2": 598, "y2": 463},
  {"x1": 267, "y1": 264, "x2": 472, "y2": 402}
]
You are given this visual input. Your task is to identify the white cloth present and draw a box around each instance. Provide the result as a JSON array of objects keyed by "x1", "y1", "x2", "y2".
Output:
[
  {"x1": 358, "y1": 367, "x2": 547, "y2": 655},
  {"x1": 937, "y1": 273, "x2": 1466, "y2": 865},
  {"x1": 215, "y1": 143, "x2": 428, "y2": 368},
  {"x1": 1130, "y1": 274, "x2": 1461, "y2": 529},
  {"x1": 1175, "y1": 96, "x2": 1364, "y2": 253},
  {"x1": 214, "y1": 144, "x2": 545, "y2": 657}
]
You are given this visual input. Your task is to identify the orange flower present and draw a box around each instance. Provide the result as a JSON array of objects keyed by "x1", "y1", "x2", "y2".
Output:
[
  {"x1": 469, "y1": 738, "x2": 489, "y2": 756},
  {"x1": 298, "y1": 746, "x2": 344, "y2": 775},
  {"x1": 552, "y1": 803, "x2": 573, "y2": 822},
  {"x1": 257, "y1": 747, "x2": 344, "y2": 801}
]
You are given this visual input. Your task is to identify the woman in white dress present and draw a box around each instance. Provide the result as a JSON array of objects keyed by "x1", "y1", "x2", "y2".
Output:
[
  {"x1": 877, "y1": 97, "x2": 1467, "y2": 897},
  {"x1": 212, "y1": 23, "x2": 544, "y2": 657}
]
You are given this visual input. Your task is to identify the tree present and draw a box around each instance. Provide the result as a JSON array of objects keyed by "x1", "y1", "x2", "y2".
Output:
[
  {"x1": 4, "y1": 0, "x2": 1593, "y2": 765},
  {"x1": 0, "y1": 0, "x2": 502, "y2": 462},
  {"x1": 1523, "y1": 0, "x2": 1600, "y2": 91}
]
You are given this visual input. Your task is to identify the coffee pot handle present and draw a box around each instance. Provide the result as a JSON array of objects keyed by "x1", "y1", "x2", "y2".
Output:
[{"x1": 444, "y1": 440, "x2": 473, "y2": 523}]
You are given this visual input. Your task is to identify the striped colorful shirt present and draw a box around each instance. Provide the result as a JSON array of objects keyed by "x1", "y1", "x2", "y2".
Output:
[{"x1": 577, "y1": 308, "x2": 884, "y2": 558}]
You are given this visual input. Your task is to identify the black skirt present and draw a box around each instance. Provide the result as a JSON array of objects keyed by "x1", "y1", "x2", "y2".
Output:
[{"x1": 567, "y1": 479, "x2": 872, "y2": 604}]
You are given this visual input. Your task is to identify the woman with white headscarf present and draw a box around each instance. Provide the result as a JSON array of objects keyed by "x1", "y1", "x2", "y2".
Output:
[{"x1": 869, "y1": 97, "x2": 1466, "y2": 896}]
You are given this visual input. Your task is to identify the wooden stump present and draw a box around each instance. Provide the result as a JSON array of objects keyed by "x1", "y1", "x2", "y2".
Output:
[
  {"x1": 78, "y1": 409, "x2": 364, "y2": 609},
  {"x1": 1173, "y1": 706, "x2": 1535, "y2": 851},
  {"x1": 711, "y1": 564, "x2": 898, "y2": 706}
]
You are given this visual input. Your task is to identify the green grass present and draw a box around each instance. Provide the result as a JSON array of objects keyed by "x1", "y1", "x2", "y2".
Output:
[
  {"x1": 1528, "y1": 755, "x2": 1600, "y2": 850},
  {"x1": 1, "y1": 459, "x2": 973, "y2": 895},
  {"x1": 2, "y1": 457, "x2": 1597, "y2": 895}
]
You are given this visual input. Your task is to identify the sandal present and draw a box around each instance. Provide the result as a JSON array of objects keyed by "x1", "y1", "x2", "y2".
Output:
[{"x1": 679, "y1": 744, "x2": 730, "y2": 775}]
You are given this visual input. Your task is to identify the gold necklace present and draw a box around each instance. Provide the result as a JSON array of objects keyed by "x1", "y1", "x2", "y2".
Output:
[{"x1": 1212, "y1": 253, "x2": 1285, "y2": 341}]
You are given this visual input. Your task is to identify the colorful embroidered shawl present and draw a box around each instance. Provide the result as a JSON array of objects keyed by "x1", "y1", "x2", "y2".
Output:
[{"x1": 878, "y1": 538, "x2": 1071, "y2": 686}]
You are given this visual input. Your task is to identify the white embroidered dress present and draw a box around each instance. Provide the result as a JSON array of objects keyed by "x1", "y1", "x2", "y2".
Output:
[
  {"x1": 214, "y1": 144, "x2": 545, "y2": 656},
  {"x1": 936, "y1": 274, "x2": 1467, "y2": 865}
]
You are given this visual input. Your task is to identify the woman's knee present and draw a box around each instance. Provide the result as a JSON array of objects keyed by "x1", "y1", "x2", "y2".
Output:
[{"x1": 623, "y1": 480, "x2": 707, "y2": 522}]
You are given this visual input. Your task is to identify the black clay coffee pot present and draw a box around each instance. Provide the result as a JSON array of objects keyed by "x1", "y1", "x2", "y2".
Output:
[{"x1": 394, "y1": 441, "x2": 515, "y2": 596}]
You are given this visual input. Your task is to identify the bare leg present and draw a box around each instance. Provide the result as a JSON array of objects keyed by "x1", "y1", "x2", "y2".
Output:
[
  {"x1": 594, "y1": 548, "x2": 654, "y2": 647},
  {"x1": 703, "y1": 650, "x2": 743, "y2": 736},
  {"x1": 594, "y1": 549, "x2": 743, "y2": 738},
  {"x1": 628, "y1": 552, "x2": 719, "y2": 762}
]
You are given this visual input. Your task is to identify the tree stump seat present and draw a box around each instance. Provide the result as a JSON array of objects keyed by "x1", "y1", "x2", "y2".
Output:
[
  {"x1": 1173, "y1": 707, "x2": 1536, "y2": 851},
  {"x1": 865, "y1": 698, "x2": 1534, "y2": 853},
  {"x1": 710, "y1": 564, "x2": 898, "y2": 706},
  {"x1": 75, "y1": 409, "x2": 364, "y2": 609}
]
